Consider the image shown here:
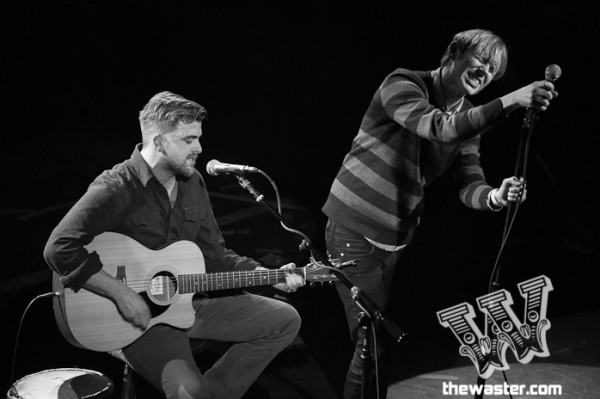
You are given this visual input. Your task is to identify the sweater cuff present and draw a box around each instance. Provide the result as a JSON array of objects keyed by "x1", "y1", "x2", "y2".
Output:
[
  {"x1": 482, "y1": 98, "x2": 508, "y2": 124},
  {"x1": 487, "y1": 188, "x2": 503, "y2": 211}
]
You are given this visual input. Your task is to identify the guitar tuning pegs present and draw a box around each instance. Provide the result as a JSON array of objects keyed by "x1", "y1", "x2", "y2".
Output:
[{"x1": 308, "y1": 281, "x2": 335, "y2": 287}]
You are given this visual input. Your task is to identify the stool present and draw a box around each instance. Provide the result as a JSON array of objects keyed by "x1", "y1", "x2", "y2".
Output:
[
  {"x1": 120, "y1": 363, "x2": 139, "y2": 399},
  {"x1": 8, "y1": 368, "x2": 114, "y2": 399},
  {"x1": 114, "y1": 339, "x2": 214, "y2": 399}
]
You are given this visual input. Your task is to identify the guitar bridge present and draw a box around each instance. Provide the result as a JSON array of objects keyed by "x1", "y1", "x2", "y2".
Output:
[{"x1": 116, "y1": 265, "x2": 127, "y2": 284}]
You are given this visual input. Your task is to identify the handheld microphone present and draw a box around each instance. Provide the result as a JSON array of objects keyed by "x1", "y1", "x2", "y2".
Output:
[
  {"x1": 523, "y1": 64, "x2": 562, "y2": 128},
  {"x1": 544, "y1": 64, "x2": 561, "y2": 82},
  {"x1": 206, "y1": 159, "x2": 259, "y2": 176}
]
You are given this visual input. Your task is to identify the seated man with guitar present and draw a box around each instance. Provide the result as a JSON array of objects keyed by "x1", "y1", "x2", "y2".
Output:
[{"x1": 43, "y1": 91, "x2": 306, "y2": 399}]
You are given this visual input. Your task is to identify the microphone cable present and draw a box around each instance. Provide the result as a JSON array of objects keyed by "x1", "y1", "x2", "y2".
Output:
[
  {"x1": 242, "y1": 168, "x2": 314, "y2": 248},
  {"x1": 487, "y1": 63, "x2": 561, "y2": 295},
  {"x1": 476, "y1": 109, "x2": 535, "y2": 399},
  {"x1": 8, "y1": 291, "x2": 61, "y2": 394},
  {"x1": 487, "y1": 112, "x2": 534, "y2": 295}
]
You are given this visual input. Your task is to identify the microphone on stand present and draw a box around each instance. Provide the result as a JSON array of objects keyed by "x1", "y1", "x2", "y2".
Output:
[{"x1": 205, "y1": 159, "x2": 259, "y2": 176}]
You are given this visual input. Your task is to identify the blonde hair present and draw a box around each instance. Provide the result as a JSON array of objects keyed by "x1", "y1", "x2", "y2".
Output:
[{"x1": 440, "y1": 29, "x2": 508, "y2": 80}]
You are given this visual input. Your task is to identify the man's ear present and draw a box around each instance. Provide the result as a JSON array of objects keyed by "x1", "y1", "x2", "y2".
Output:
[
  {"x1": 153, "y1": 134, "x2": 166, "y2": 154},
  {"x1": 448, "y1": 42, "x2": 458, "y2": 60}
]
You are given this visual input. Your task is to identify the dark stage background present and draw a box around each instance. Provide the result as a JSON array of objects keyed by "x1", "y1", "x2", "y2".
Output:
[{"x1": 2, "y1": 1, "x2": 599, "y2": 398}]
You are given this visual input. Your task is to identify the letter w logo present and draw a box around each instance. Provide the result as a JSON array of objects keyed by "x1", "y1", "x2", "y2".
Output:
[{"x1": 436, "y1": 275, "x2": 553, "y2": 379}]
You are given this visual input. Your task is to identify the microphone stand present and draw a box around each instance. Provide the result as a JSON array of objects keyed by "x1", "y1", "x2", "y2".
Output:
[
  {"x1": 474, "y1": 106, "x2": 540, "y2": 399},
  {"x1": 475, "y1": 64, "x2": 561, "y2": 399},
  {"x1": 234, "y1": 174, "x2": 408, "y2": 398}
]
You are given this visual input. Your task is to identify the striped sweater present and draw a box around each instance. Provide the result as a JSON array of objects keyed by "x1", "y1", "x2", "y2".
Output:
[{"x1": 322, "y1": 68, "x2": 507, "y2": 246}]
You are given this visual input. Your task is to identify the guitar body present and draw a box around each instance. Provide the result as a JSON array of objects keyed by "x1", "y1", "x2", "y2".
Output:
[{"x1": 53, "y1": 232, "x2": 205, "y2": 352}]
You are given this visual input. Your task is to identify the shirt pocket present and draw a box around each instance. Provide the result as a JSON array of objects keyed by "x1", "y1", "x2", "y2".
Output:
[
  {"x1": 131, "y1": 209, "x2": 162, "y2": 227},
  {"x1": 182, "y1": 205, "x2": 206, "y2": 238},
  {"x1": 184, "y1": 206, "x2": 205, "y2": 223}
]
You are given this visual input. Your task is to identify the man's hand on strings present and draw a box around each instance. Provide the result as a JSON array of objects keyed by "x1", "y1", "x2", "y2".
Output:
[{"x1": 257, "y1": 263, "x2": 305, "y2": 293}]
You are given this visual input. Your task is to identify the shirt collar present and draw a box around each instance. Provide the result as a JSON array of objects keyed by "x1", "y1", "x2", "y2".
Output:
[{"x1": 130, "y1": 143, "x2": 155, "y2": 187}]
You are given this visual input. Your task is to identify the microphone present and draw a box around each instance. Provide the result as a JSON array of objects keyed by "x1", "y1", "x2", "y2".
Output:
[
  {"x1": 544, "y1": 64, "x2": 562, "y2": 82},
  {"x1": 206, "y1": 159, "x2": 259, "y2": 176},
  {"x1": 523, "y1": 64, "x2": 562, "y2": 128}
]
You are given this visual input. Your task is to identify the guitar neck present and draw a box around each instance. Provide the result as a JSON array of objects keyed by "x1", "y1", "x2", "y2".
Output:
[{"x1": 178, "y1": 268, "x2": 302, "y2": 293}]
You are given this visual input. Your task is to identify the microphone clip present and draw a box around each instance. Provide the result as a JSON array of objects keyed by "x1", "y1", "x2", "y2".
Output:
[{"x1": 236, "y1": 175, "x2": 264, "y2": 202}]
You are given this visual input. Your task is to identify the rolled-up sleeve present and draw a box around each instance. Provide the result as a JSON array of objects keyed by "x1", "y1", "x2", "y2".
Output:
[
  {"x1": 43, "y1": 182, "x2": 127, "y2": 291},
  {"x1": 44, "y1": 240, "x2": 103, "y2": 291}
]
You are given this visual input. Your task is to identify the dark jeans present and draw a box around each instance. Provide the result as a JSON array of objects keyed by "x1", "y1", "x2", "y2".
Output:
[
  {"x1": 123, "y1": 292, "x2": 301, "y2": 399},
  {"x1": 325, "y1": 220, "x2": 408, "y2": 399}
]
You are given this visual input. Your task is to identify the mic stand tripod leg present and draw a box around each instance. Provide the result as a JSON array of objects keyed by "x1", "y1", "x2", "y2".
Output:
[
  {"x1": 356, "y1": 311, "x2": 373, "y2": 399},
  {"x1": 474, "y1": 375, "x2": 486, "y2": 399}
]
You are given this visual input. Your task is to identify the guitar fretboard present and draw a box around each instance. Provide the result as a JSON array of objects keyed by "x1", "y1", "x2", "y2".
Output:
[{"x1": 178, "y1": 269, "x2": 303, "y2": 293}]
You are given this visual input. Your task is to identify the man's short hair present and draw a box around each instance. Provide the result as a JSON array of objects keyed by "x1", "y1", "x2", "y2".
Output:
[{"x1": 139, "y1": 91, "x2": 208, "y2": 144}]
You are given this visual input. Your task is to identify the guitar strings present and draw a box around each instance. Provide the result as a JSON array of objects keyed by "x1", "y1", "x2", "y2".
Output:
[{"x1": 112, "y1": 269, "x2": 308, "y2": 291}]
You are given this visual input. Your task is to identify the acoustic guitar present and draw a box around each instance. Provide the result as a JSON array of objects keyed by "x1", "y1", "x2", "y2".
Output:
[{"x1": 52, "y1": 232, "x2": 336, "y2": 352}]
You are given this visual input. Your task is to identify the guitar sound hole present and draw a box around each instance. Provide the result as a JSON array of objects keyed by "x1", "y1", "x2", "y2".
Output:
[
  {"x1": 139, "y1": 291, "x2": 169, "y2": 319},
  {"x1": 148, "y1": 271, "x2": 177, "y2": 302}
]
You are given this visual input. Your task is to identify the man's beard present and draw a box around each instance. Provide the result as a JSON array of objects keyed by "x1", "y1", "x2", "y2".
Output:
[{"x1": 166, "y1": 156, "x2": 197, "y2": 177}]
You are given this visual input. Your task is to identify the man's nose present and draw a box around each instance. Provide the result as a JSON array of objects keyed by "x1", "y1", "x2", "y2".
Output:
[{"x1": 194, "y1": 140, "x2": 202, "y2": 153}]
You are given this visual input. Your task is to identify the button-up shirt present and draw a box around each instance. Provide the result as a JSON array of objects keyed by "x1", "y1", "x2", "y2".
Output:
[{"x1": 44, "y1": 144, "x2": 260, "y2": 291}]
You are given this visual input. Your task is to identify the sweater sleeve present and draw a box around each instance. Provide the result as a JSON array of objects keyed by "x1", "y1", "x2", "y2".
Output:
[
  {"x1": 451, "y1": 136, "x2": 494, "y2": 210},
  {"x1": 379, "y1": 69, "x2": 506, "y2": 145}
]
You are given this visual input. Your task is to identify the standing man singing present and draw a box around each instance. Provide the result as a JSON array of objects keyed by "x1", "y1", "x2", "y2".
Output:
[
  {"x1": 322, "y1": 29, "x2": 558, "y2": 398},
  {"x1": 44, "y1": 91, "x2": 305, "y2": 399}
]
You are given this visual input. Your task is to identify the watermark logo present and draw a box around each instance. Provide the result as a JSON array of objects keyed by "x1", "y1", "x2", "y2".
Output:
[{"x1": 437, "y1": 275, "x2": 553, "y2": 379}]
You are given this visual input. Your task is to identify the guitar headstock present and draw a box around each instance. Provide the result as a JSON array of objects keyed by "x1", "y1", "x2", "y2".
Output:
[
  {"x1": 304, "y1": 263, "x2": 337, "y2": 285},
  {"x1": 303, "y1": 257, "x2": 353, "y2": 286}
]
